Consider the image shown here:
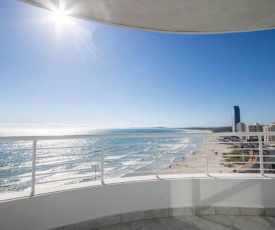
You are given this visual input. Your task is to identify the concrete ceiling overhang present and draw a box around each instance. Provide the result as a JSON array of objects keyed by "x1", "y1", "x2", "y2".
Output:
[{"x1": 20, "y1": 0, "x2": 275, "y2": 34}]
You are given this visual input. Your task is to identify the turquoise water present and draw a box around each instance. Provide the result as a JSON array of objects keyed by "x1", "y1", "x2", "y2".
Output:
[{"x1": 0, "y1": 127, "x2": 204, "y2": 192}]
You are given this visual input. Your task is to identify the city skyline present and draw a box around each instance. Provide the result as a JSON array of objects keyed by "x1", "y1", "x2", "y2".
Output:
[{"x1": 1, "y1": 1, "x2": 275, "y2": 127}]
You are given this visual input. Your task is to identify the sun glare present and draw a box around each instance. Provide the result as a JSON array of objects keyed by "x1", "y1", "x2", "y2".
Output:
[
  {"x1": 45, "y1": 5, "x2": 100, "y2": 61},
  {"x1": 52, "y1": 9, "x2": 69, "y2": 25}
]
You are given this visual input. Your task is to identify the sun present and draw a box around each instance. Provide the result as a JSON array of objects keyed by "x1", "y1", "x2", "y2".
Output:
[{"x1": 51, "y1": 9, "x2": 69, "y2": 25}]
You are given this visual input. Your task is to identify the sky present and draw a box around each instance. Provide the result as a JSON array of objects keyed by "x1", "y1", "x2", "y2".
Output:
[{"x1": 0, "y1": 1, "x2": 275, "y2": 128}]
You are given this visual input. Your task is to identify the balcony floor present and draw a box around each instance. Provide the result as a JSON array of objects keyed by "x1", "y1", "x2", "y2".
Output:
[{"x1": 96, "y1": 215, "x2": 275, "y2": 230}]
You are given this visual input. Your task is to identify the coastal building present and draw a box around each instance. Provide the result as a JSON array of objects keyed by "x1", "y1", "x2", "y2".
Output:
[
  {"x1": 232, "y1": 106, "x2": 240, "y2": 132},
  {"x1": 236, "y1": 122, "x2": 246, "y2": 140},
  {"x1": 236, "y1": 122, "x2": 246, "y2": 132},
  {"x1": 263, "y1": 122, "x2": 275, "y2": 143},
  {"x1": 246, "y1": 123, "x2": 263, "y2": 140},
  {"x1": 247, "y1": 123, "x2": 263, "y2": 132}
]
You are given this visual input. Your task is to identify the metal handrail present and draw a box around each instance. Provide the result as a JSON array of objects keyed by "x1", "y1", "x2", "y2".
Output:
[
  {"x1": 0, "y1": 131, "x2": 274, "y2": 142},
  {"x1": 0, "y1": 131, "x2": 275, "y2": 195}
]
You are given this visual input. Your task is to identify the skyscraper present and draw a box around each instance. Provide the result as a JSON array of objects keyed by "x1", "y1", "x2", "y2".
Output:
[{"x1": 232, "y1": 106, "x2": 240, "y2": 132}]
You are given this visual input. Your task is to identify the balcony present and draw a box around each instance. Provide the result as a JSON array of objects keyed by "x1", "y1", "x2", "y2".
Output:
[
  {"x1": 1, "y1": 131, "x2": 275, "y2": 230},
  {"x1": 3, "y1": 1, "x2": 275, "y2": 229}
]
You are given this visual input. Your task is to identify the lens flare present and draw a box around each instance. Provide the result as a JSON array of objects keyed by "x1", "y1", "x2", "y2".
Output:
[{"x1": 51, "y1": 9, "x2": 69, "y2": 25}]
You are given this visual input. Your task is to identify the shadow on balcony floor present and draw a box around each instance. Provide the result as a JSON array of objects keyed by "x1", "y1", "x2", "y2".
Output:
[{"x1": 95, "y1": 215, "x2": 275, "y2": 230}]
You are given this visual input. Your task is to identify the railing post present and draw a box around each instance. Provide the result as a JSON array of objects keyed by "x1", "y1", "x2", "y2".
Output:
[
  {"x1": 100, "y1": 138, "x2": 105, "y2": 184},
  {"x1": 259, "y1": 135, "x2": 264, "y2": 176},
  {"x1": 205, "y1": 136, "x2": 209, "y2": 176},
  {"x1": 94, "y1": 166, "x2": 97, "y2": 181},
  {"x1": 30, "y1": 140, "x2": 37, "y2": 196},
  {"x1": 155, "y1": 137, "x2": 159, "y2": 177}
]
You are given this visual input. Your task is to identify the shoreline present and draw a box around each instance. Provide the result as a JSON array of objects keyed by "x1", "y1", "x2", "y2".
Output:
[{"x1": 161, "y1": 136, "x2": 243, "y2": 174}]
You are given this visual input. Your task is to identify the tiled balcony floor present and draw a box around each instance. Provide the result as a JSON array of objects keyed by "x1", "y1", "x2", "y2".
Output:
[{"x1": 96, "y1": 215, "x2": 275, "y2": 230}]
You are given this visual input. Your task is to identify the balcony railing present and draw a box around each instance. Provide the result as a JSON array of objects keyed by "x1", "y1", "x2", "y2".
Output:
[{"x1": 0, "y1": 132, "x2": 275, "y2": 196}]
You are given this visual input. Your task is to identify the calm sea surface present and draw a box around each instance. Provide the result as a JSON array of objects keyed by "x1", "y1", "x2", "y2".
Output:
[{"x1": 0, "y1": 127, "x2": 204, "y2": 192}]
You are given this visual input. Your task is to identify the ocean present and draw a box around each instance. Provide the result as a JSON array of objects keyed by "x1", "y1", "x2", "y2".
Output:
[{"x1": 0, "y1": 127, "x2": 204, "y2": 193}]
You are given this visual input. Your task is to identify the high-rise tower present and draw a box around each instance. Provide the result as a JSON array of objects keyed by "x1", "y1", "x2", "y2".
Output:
[{"x1": 232, "y1": 106, "x2": 240, "y2": 132}]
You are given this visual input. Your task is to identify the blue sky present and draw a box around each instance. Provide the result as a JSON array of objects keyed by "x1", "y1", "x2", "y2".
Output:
[{"x1": 1, "y1": 1, "x2": 275, "y2": 127}]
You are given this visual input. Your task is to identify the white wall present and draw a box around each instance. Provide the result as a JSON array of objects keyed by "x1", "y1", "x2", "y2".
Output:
[{"x1": 1, "y1": 177, "x2": 275, "y2": 230}]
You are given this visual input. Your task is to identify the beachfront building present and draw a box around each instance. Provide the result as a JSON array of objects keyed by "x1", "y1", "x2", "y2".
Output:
[
  {"x1": 246, "y1": 123, "x2": 263, "y2": 140},
  {"x1": 236, "y1": 122, "x2": 246, "y2": 140},
  {"x1": 247, "y1": 123, "x2": 263, "y2": 132},
  {"x1": 263, "y1": 122, "x2": 275, "y2": 143},
  {"x1": 232, "y1": 106, "x2": 240, "y2": 132},
  {"x1": 236, "y1": 122, "x2": 246, "y2": 132}
]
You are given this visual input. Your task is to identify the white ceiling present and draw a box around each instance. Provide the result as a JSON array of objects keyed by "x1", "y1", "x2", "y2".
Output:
[{"x1": 20, "y1": 0, "x2": 275, "y2": 33}]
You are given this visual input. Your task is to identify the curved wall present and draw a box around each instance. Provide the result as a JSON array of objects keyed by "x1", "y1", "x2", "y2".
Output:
[{"x1": 1, "y1": 177, "x2": 275, "y2": 230}]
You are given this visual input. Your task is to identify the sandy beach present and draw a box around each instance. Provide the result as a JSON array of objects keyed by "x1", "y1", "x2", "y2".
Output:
[{"x1": 161, "y1": 136, "x2": 243, "y2": 174}]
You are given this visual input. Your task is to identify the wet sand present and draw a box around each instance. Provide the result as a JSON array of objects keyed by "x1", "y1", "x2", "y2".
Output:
[{"x1": 161, "y1": 136, "x2": 243, "y2": 174}]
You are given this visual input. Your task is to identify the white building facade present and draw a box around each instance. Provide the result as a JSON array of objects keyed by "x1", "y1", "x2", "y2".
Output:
[
  {"x1": 236, "y1": 122, "x2": 246, "y2": 132},
  {"x1": 246, "y1": 123, "x2": 263, "y2": 140},
  {"x1": 263, "y1": 122, "x2": 275, "y2": 143}
]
